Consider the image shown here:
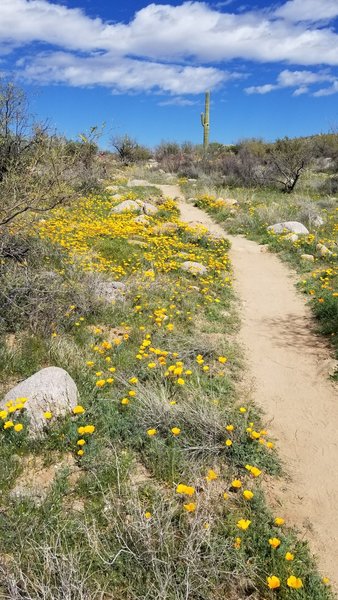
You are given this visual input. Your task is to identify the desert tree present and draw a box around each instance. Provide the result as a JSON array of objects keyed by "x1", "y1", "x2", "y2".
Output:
[
  {"x1": 111, "y1": 134, "x2": 151, "y2": 164},
  {"x1": 0, "y1": 80, "x2": 100, "y2": 228},
  {"x1": 266, "y1": 136, "x2": 312, "y2": 193}
]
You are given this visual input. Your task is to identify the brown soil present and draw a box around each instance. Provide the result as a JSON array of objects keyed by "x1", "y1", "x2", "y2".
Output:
[{"x1": 155, "y1": 183, "x2": 338, "y2": 589}]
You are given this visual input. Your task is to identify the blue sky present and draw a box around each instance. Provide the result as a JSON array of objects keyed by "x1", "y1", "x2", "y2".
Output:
[{"x1": 1, "y1": 0, "x2": 338, "y2": 147}]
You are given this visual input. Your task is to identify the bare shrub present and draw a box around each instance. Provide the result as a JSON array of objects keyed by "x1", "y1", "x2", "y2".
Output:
[
  {"x1": 0, "y1": 234, "x2": 98, "y2": 335},
  {"x1": 0, "y1": 81, "x2": 102, "y2": 228},
  {"x1": 111, "y1": 134, "x2": 151, "y2": 165}
]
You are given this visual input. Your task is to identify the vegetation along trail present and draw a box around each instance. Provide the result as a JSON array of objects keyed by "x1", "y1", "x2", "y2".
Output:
[{"x1": 157, "y1": 183, "x2": 338, "y2": 589}]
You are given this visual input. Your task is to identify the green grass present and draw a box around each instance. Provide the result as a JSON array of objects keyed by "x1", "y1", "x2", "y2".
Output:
[{"x1": 0, "y1": 181, "x2": 334, "y2": 600}]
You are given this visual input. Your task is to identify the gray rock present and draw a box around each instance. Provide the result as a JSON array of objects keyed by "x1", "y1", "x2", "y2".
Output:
[
  {"x1": 2, "y1": 367, "x2": 78, "y2": 437},
  {"x1": 301, "y1": 254, "x2": 315, "y2": 262},
  {"x1": 134, "y1": 215, "x2": 150, "y2": 225},
  {"x1": 268, "y1": 221, "x2": 309, "y2": 235},
  {"x1": 181, "y1": 261, "x2": 208, "y2": 275},
  {"x1": 143, "y1": 202, "x2": 158, "y2": 216},
  {"x1": 317, "y1": 243, "x2": 332, "y2": 257},
  {"x1": 93, "y1": 279, "x2": 126, "y2": 303},
  {"x1": 153, "y1": 222, "x2": 179, "y2": 234},
  {"x1": 112, "y1": 200, "x2": 141, "y2": 214},
  {"x1": 105, "y1": 185, "x2": 118, "y2": 193}
]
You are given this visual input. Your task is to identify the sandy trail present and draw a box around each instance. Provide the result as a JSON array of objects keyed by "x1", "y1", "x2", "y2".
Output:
[{"x1": 155, "y1": 184, "x2": 338, "y2": 588}]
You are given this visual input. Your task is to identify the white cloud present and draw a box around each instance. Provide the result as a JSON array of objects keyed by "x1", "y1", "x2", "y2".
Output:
[
  {"x1": 245, "y1": 69, "x2": 337, "y2": 95},
  {"x1": 18, "y1": 51, "x2": 226, "y2": 95},
  {"x1": 246, "y1": 83, "x2": 278, "y2": 94},
  {"x1": 0, "y1": 1, "x2": 338, "y2": 95},
  {"x1": 314, "y1": 81, "x2": 338, "y2": 96},
  {"x1": 158, "y1": 97, "x2": 197, "y2": 106},
  {"x1": 275, "y1": 0, "x2": 338, "y2": 22}
]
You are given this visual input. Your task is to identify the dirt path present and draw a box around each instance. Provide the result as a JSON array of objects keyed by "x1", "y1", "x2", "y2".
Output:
[{"x1": 156, "y1": 184, "x2": 338, "y2": 588}]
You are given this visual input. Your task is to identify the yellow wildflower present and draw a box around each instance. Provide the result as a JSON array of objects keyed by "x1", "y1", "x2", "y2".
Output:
[
  {"x1": 236, "y1": 519, "x2": 251, "y2": 531},
  {"x1": 183, "y1": 502, "x2": 196, "y2": 512},
  {"x1": 206, "y1": 469, "x2": 218, "y2": 482},
  {"x1": 287, "y1": 576, "x2": 303, "y2": 589},
  {"x1": 176, "y1": 484, "x2": 195, "y2": 496},
  {"x1": 269, "y1": 538, "x2": 281, "y2": 549},
  {"x1": 267, "y1": 576, "x2": 281, "y2": 590},
  {"x1": 96, "y1": 379, "x2": 106, "y2": 387},
  {"x1": 231, "y1": 479, "x2": 242, "y2": 489},
  {"x1": 243, "y1": 490, "x2": 254, "y2": 500},
  {"x1": 171, "y1": 427, "x2": 181, "y2": 436}
]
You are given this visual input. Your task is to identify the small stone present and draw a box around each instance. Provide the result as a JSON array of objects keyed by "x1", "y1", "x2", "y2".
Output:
[
  {"x1": 301, "y1": 254, "x2": 315, "y2": 262},
  {"x1": 91, "y1": 278, "x2": 126, "y2": 303},
  {"x1": 153, "y1": 222, "x2": 179, "y2": 234},
  {"x1": 317, "y1": 243, "x2": 332, "y2": 257},
  {"x1": 112, "y1": 200, "x2": 141, "y2": 214},
  {"x1": 134, "y1": 215, "x2": 150, "y2": 225},
  {"x1": 143, "y1": 202, "x2": 158, "y2": 216},
  {"x1": 181, "y1": 261, "x2": 208, "y2": 275}
]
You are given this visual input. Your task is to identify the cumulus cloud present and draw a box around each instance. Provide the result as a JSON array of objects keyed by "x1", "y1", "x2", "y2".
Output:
[
  {"x1": 246, "y1": 69, "x2": 337, "y2": 96},
  {"x1": 17, "y1": 51, "x2": 226, "y2": 94},
  {"x1": 0, "y1": 0, "x2": 338, "y2": 95},
  {"x1": 275, "y1": 0, "x2": 338, "y2": 22}
]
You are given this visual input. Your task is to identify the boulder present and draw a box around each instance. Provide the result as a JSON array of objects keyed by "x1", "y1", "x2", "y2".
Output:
[
  {"x1": 112, "y1": 200, "x2": 141, "y2": 214},
  {"x1": 268, "y1": 222, "x2": 309, "y2": 235},
  {"x1": 181, "y1": 261, "x2": 208, "y2": 275},
  {"x1": 301, "y1": 254, "x2": 315, "y2": 263},
  {"x1": 2, "y1": 367, "x2": 78, "y2": 437},
  {"x1": 143, "y1": 202, "x2": 158, "y2": 216}
]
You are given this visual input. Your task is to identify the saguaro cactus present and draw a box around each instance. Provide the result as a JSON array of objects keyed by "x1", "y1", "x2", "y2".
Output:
[{"x1": 201, "y1": 91, "x2": 210, "y2": 153}]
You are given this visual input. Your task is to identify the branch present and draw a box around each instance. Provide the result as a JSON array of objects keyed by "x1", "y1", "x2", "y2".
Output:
[{"x1": 0, "y1": 195, "x2": 70, "y2": 227}]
